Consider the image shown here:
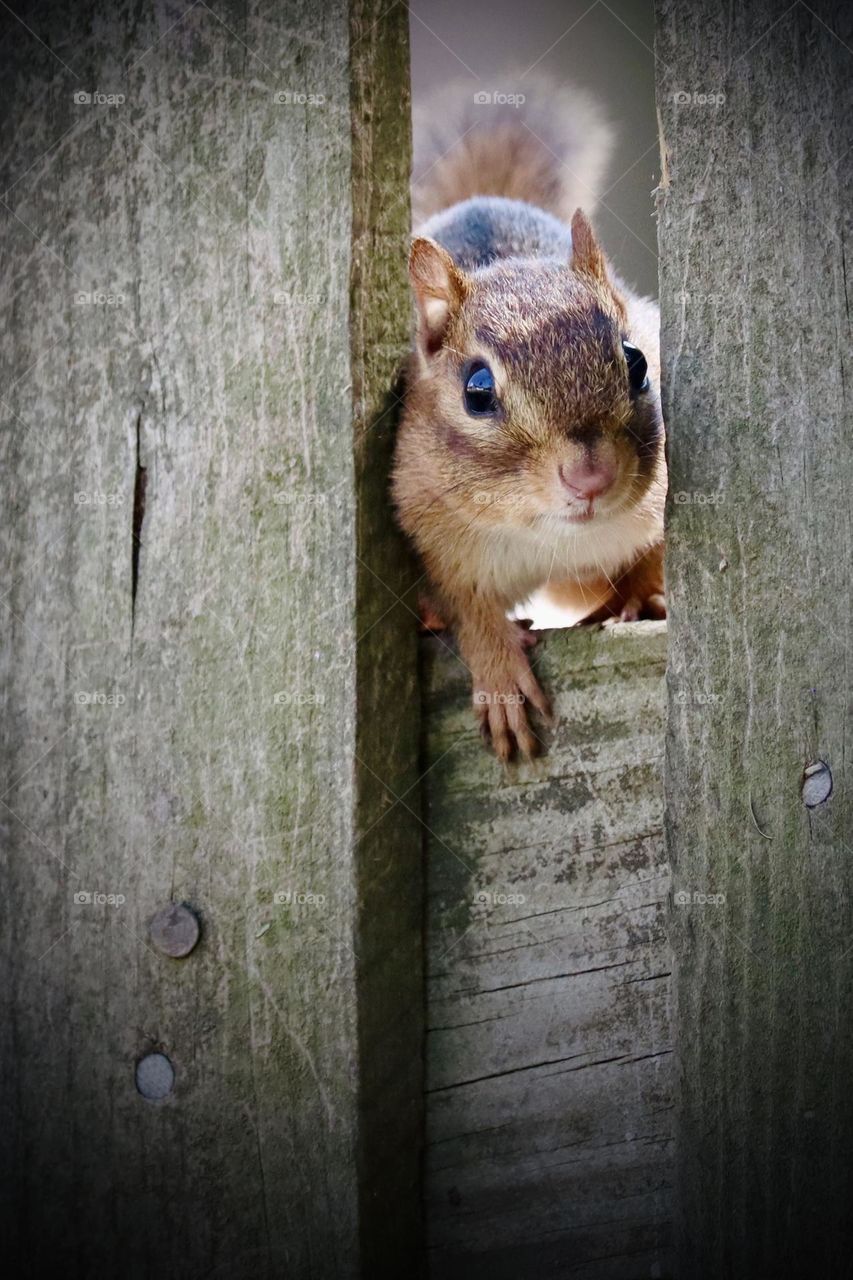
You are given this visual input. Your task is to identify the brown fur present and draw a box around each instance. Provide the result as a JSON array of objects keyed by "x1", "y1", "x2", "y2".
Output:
[
  {"x1": 412, "y1": 75, "x2": 614, "y2": 225},
  {"x1": 394, "y1": 98, "x2": 666, "y2": 761}
]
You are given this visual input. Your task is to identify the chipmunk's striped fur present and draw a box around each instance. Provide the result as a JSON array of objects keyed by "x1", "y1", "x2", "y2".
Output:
[{"x1": 393, "y1": 82, "x2": 666, "y2": 760}]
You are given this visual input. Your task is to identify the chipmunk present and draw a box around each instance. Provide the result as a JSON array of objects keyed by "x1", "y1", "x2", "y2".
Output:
[{"x1": 393, "y1": 80, "x2": 666, "y2": 760}]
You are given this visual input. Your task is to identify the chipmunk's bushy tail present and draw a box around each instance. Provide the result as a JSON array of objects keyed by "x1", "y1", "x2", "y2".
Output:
[{"x1": 411, "y1": 74, "x2": 613, "y2": 228}]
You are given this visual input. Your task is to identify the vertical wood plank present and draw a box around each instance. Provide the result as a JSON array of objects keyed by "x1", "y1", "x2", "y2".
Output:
[
  {"x1": 657, "y1": 2, "x2": 853, "y2": 1274},
  {"x1": 0, "y1": 2, "x2": 418, "y2": 1276},
  {"x1": 350, "y1": 0, "x2": 423, "y2": 1270}
]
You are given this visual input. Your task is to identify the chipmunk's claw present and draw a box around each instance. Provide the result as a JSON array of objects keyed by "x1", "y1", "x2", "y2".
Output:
[
  {"x1": 418, "y1": 598, "x2": 448, "y2": 632},
  {"x1": 512, "y1": 618, "x2": 540, "y2": 650},
  {"x1": 618, "y1": 596, "x2": 641, "y2": 623},
  {"x1": 478, "y1": 701, "x2": 541, "y2": 762},
  {"x1": 473, "y1": 659, "x2": 551, "y2": 762},
  {"x1": 602, "y1": 592, "x2": 667, "y2": 626}
]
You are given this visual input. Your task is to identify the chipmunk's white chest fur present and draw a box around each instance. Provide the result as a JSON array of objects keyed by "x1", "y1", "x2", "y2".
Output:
[{"x1": 469, "y1": 508, "x2": 657, "y2": 603}]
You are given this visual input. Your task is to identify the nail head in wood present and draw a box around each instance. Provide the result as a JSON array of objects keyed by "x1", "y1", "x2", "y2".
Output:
[
  {"x1": 802, "y1": 761, "x2": 832, "y2": 809},
  {"x1": 148, "y1": 903, "x2": 200, "y2": 957},
  {"x1": 135, "y1": 1052, "x2": 174, "y2": 1101}
]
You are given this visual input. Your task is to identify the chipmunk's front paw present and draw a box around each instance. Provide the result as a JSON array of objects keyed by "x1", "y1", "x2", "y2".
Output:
[
  {"x1": 605, "y1": 591, "x2": 667, "y2": 624},
  {"x1": 472, "y1": 659, "x2": 551, "y2": 762}
]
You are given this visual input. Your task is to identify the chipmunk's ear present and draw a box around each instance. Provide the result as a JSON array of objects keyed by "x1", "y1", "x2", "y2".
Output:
[
  {"x1": 570, "y1": 210, "x2": 608, "y2": 284},
  {"x1": 570, "y1": 209, "x2": 627, "y2": 321},
  {"x1": 409, "y1": 237, "x2": 469, "y2": 356}
]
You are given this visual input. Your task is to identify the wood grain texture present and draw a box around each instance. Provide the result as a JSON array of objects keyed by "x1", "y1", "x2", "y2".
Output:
[
  {"x1": 0, "y1": 2, "x2": 418, "y2": 1277},
  {"x1": 656, "y1": 2, "x2": 853, "y2": 1275},
  {"x1": 422, "y1": 623, "x2": 673, "y2": 1279}
]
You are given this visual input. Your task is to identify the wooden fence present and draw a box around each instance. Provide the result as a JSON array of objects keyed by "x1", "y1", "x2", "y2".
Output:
[
  {"x1": 0, "y1": 1, "x2": 850, "y2": 1278},
  {"x1": 659, "y1": 1, "x2": 852, "y2": 1275},
  {"x1": 0, "y1": 2, "x2": 419, "y2": 1277}
]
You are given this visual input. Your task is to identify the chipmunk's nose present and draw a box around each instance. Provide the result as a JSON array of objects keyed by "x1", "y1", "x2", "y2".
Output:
[{"x1": 558, "y1": 458, "x2": 616, "y2": 502}]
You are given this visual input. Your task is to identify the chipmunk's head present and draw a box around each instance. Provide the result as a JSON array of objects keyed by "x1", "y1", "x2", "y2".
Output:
[{"x1": 407, "y1": 210, "x2": 663, "y2": 531}]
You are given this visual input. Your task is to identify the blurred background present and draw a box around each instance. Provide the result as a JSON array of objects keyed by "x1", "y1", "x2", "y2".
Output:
[{"x1": 409, "y1": 0, "x2": 658, "y2": 299}]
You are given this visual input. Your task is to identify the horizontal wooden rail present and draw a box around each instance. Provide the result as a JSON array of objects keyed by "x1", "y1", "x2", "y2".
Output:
[{"x1": 421, "y1": 621, "x2": 672, "y2": 1279}]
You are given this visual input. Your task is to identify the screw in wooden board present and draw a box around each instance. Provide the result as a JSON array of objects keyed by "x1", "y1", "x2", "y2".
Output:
[
  {"x1": 135, "y1": 1052, "x2": 175, "y2": 1101},
  {"x1": 802, "y1": 760, "x2": 832, "y2": 808},
  {"x1": 148, "y1": 903, "x2": 200, "y2": 957}
]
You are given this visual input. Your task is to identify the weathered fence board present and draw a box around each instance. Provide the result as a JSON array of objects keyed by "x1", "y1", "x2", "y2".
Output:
[
  {"x1": 657, "y1": 1, "x2": 853, "y2": 1275},
  {"x1": 0, "y1": 2, "x2": 418, "y2": 1277},
  {"x1": 423, "y1": 622, "x2": 673, "y2": 1279}
]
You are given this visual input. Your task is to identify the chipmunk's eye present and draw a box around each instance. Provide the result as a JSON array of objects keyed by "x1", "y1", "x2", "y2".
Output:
[
  {"x1": 464, "y1": 361, "x2": 499, "y2": 416},
  {"x1": 622, "y1": 340, "x2": 649, "y2": 393}
]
